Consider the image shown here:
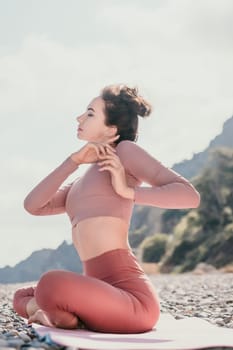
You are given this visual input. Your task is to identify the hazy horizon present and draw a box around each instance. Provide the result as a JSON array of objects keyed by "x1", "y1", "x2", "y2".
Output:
[{"x1": 0, "y1": 0, "x2": 233, "y2": 267}]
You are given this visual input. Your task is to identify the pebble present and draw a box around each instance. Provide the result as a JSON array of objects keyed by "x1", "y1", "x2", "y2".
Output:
[
  {"x1": 0, "y1": 273, "x2": 232, "y2": 349},
  {"x1": 0, "y1": 339, "x2": 8, "y2": 346},
  {"x1": 151, "y1": 272, "x2": 233, "y2": 329},
  {"x1": 18, "y1": 330, "x2": 32, "y2": 342}
]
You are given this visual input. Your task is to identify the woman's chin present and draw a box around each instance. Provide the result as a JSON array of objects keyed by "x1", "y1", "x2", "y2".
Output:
[
  {"x1": 76, "y1": 134, "x2": 88, "y2": 142},
  {"x1": 76, "y1": 133, "x2": 99, "y2": 143}
]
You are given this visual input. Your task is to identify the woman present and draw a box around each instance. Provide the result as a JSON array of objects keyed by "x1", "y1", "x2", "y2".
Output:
[{"x1": 13, "y1": 84, "x2": 200, "y2": 333}]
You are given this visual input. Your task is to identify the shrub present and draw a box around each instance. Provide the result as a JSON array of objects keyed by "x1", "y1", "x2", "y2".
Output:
[{"x1": 141, "y1": 233, "x2": 169, "y2": 263}]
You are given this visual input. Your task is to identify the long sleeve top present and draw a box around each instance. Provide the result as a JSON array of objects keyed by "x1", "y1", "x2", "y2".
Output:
[{"x1": 24, "y1": 140, "x2": 200, "y2": 229}]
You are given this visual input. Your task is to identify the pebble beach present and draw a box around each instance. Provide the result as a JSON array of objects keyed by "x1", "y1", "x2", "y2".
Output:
[{"x1": 0, "y1": 272, "x2": 232, "y2": 349}]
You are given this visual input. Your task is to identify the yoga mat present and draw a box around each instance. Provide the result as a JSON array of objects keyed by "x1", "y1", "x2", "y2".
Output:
[{"x1": 32, "y1": 313, "x2": 233, "y2": 350}]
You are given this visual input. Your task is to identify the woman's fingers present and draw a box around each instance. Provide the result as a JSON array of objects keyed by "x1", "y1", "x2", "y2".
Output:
[
  {"x1": 98, "y1": 155, "x2": 121, "y2": 170},
  {"x1": 90, "y1": 143, "x2": 111, "y2": 158},
  {"x1": 89, "y1": 144, "x2": 101, "y2": 159},
  {"x1": 95, "y1": 146, "x2": 107, "y2": 159},
  {"x1": 87, "y1": 136, "x2": 119, "y2": 161},
  {"x1": 93, "y1": 144, "x2": 116, "y2": 159},
  {"x1": 100, "y1": 134, "x2": 120, "y2": 148},
  {"x1": 107, "y1": 134, "x2": 120, "y2": 144}
]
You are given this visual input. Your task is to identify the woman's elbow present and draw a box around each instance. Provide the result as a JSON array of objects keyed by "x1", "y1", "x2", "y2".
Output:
[
  {"x1": 23, "y1": 198, "x2": 38, "y2": 215},
  {"x1": 190, "y1": 190, "x2": 201, "y2": 208}
]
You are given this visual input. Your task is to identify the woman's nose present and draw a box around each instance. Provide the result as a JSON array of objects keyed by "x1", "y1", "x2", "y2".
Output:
[{"x1": 76, "y1": 115, "x2": 82, "y2": 122}]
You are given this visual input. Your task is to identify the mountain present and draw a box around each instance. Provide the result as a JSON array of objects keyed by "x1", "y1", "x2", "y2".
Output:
[
  {"x1": 157, "y1": 146, "x2": 233, "y2": 272},
  {"x1": 172, "y1": 115, "x2": 233, "y2": 179},
  {"x1": 130, "y1": 114, "x2": 233, "y2": 238},
  {"x1": 0, "y1": 241, "x2": 82, "y2": 283}
]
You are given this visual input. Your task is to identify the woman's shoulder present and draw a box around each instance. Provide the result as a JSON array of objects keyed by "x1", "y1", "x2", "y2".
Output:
[
  {"x1": 115, "y1": 140, "x2": 162, "y2": 175},
  {"x1": 115, "y1": 140, "x2": 151, "y2": 170},
  {"x1": 116, "y1": 140, "x2": 152, "y2": 160},
  {"x1": 116, "y1": 140, "x2": 143, "y2": 154}
]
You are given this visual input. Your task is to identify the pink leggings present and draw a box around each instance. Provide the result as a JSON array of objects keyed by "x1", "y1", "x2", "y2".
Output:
[{"x1": 13, "y1": 248, "x2": 160, "y2": 333}]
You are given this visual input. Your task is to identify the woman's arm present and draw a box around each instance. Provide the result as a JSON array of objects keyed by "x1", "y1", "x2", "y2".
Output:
[
  {"x1": 24, "y1": 157, "x2": 79, "y2": 215},
  {"x1": 116, "y1": 141, "x2": 200, "y2": 209},
  {"x1": 24, "y1": 136, "x2": 120, "y2": 216}
]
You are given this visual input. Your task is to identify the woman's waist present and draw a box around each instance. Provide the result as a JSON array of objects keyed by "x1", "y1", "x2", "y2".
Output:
[
  {"x1": 73, "y1": 216, "x2": 129, "y2": 232},
  {"x1": 82, "y1": 248, "x2": 145, "y2": 280},
  {"x1": 72, "y1": 217, "x2": 130, "y2": 261}
]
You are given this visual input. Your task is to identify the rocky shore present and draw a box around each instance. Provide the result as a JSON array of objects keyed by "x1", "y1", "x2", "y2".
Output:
[
  {"x1": 0, "y1": 272, "x2": 232, "y2": 349},
  {"x1": 151, "y1": 272, "x2": 233, "y2": 329}
]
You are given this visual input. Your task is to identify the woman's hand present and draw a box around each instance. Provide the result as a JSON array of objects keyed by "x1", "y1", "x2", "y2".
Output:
[
  {"x1": 70, "y1": 135, "x2": 120, "y2": 165},
  {"x1": 97, "y1": 151, "x2": 135, "y2": 200}
]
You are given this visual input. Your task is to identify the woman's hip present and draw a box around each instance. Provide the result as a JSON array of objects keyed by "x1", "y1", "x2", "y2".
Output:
[{"x1": 82, "y1": 248, "x2": 159, "y2": 301}]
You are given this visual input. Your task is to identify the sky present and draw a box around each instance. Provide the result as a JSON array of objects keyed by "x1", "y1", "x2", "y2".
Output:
[{"x1": 0, "y1": 0, "x2": 233, "y2": 268}]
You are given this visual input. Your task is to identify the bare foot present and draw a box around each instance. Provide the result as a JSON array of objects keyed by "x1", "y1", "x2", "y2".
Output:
[
  {"x1": 28, "y1": 309, "x2": 54, "y2": 327},
  {"x1": 26, "y1": 297, "x2": 40, "y2": 317}
]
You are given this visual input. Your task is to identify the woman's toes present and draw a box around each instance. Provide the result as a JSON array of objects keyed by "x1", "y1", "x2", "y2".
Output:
[{"x1": 28, "y1": 309, "x2": 54, "y2": 327}]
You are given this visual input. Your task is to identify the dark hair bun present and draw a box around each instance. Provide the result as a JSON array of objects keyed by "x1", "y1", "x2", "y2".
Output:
[
  {"x1": 101, "y1": 84, "x2": 152, "y2": 144},
  {"x1": 118, "y1": 85, "x2": 152, "y2": 117}
]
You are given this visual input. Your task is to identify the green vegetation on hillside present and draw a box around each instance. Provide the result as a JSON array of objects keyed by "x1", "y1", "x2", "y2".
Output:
[
  {"x1": 141, "y1": 233, "x2": 169, "y2": 263},
  {"x1": 139, "y1": 147, "x2": 233, "y2": 272}
]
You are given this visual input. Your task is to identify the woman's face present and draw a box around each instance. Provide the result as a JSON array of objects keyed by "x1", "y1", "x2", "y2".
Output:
[{"x1": 76, "y1": 96, "x2": 116, "y2": 142}]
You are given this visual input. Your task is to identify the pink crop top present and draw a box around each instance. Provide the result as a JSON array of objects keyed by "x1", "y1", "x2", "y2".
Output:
[{"x1": 24, "y1": 141, "x2": 200, "y2": 228}]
